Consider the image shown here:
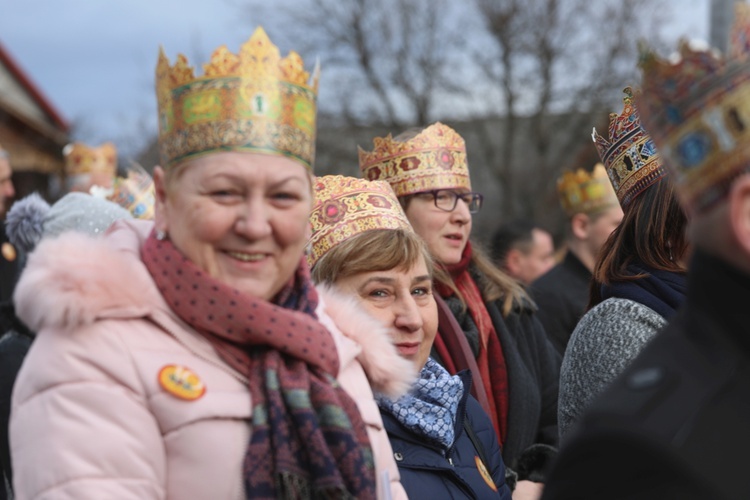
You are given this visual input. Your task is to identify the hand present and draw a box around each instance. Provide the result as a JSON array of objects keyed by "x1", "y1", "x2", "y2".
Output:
[{"x1": 513, "y1": 480, "x2": 544, "y2": 500}]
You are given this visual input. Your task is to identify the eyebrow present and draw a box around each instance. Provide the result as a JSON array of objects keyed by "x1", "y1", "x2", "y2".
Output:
[
  {"x1": 412, "y1": 275, "x2": 432, "y2": 285},
  {"x1": 358, "y1": 277, "x2": 397, "y2": 291}
]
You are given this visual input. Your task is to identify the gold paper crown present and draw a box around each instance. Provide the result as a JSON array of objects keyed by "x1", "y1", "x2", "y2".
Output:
[
  {"x1": 156, "y1": 27, "x2": 319, "y2": 169},
  {"x1": 592, "y1": 87, "x2": 667, "y2": 208},
  {"x1": 107, "y1": 164, "x2": 155, "y2": 219},
  {"x1": 308, "y1": 175, "x2": 413, "y2": 268},
  {"x1": 557, "y1": 164, "x2": 619, "y2": 217},
  {"x1": 636, "y1": 3, "x2": 750, "y2": 212},
  {"x1": 358, "y1": 122, "x2": 471, "y2": 196},
  {"x1": 62, "y1": 142, "x2": 117, "y2": 176}
]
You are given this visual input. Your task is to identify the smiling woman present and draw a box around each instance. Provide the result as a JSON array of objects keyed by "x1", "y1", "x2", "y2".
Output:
[
  {"x1": 8, "y1": 28, "x2": 411, "y2": 500},
  {"x1": 309, "y1": 174, "x2": 512, "y2": 499}
]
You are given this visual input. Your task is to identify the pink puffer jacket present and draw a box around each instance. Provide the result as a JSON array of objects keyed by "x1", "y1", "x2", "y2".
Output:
[{"x1": 10, "y1": 219, "x2": 413, "y2": 500}]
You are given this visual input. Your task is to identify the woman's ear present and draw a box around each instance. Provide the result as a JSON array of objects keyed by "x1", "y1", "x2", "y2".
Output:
[{"x1": 153, "y1": 166, "x2": 169, "y2": 233}]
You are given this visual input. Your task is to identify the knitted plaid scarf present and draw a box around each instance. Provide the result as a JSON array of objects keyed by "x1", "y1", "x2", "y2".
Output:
[
  {"x1": 434, "y1": 242, "x2": 509, "y2": 445},
  {"x1": 142, "y1": 231, "x2": 376, "y2": 499}
]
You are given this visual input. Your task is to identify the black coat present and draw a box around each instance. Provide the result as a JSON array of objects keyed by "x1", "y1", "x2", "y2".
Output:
[
  {"x1": 531, "y1": 251, "x2": 591, "y2": 356},
  {"x1": 542, "y1": 251, "x2": 750, "y2": 500},
  {"x1": 0, "y1": 302, "x2": 33, "y2": 498},
  {"x1": 445, "y1": 270, "x2": 561, "y2": 473},
  {"x1": 383, "y1": 371, "x2": 512, "y2": 499},
  {"x1": 0, "y1": 225, "x2": 21, "y2": 304}
]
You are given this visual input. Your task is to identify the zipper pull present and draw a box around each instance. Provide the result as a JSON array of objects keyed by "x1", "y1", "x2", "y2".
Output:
[{"x1": 448, "y1": 457, "x2": 454, "y2": 466}]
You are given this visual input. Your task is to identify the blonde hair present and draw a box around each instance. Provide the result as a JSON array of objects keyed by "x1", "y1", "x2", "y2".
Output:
[{"x1": 311, "y1": 228, "x2": 435, "y2": 285}]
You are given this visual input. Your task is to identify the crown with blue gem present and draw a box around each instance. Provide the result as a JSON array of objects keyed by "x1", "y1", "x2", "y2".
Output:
[
  {"x1": 593, "y1": 87, "x2": 667, "y2": 208},
  {"x1": 636, "y1": 4, "x2": 750, "y2": 212}
]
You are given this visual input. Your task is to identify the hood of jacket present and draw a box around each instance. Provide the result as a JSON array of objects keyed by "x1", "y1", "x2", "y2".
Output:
[{"x1": 13, "y1": 219, "x2": 414, "y2": 399}]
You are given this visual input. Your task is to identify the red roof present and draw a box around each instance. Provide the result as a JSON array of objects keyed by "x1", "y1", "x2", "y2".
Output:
[{"x1": 0, "y1": 39, "x2": 69, "y2": 132}]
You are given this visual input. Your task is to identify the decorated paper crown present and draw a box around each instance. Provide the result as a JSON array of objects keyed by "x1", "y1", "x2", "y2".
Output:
[
  {"x1": 107, "y1": 164, "x2": 155, "y2": 219},
  {"x1": 557, "y1": 164, "x2": 619, "y2": 217},
  {"x1": 592, "y1": 87, "x2": 667, "y2": 208},
  {"x1": 636, "y1": 4, "x2": 750, "y2": 212},
  {"x1": 156, "y1": 27, "x2": 319, "y2": 170},
  {"x1": 308, "y1": 175, "x2": 413, "y2": 268},
  {"x1": 62, "y1": 142, "x2": 117, "y2": 176},
  {"x1": 358, "y1": 122, "x2": 471, "y2": 196}
]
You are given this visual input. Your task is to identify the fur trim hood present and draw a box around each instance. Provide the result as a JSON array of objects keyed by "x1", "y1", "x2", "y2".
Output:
[{"x1": 14, "y1": 219, "x2": 414, "y2": 398}]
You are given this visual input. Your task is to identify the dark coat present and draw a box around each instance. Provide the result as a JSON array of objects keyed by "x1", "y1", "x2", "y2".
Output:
[
  {"x1": 542, "y1": 251, "x2": 750, "y2": 500},
  {"x1": 445, "y1": 273, "x2": 561, "y2": 473},
  {"x1": 0, "y1": 302, "x2": 33, "y2": 498},
  {"x1": 531, "y1": 251, "x2": 591, "y2": 356},
  {"x1": 0, "y1": 225, "x2": 21, "y2": 304},
  {"x1": 382, "y1": 371, "x2": 512, "y2": 499}
]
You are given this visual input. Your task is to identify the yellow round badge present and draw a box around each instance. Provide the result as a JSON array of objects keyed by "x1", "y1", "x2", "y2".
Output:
[
  {"x1": 475, "y1": 455, "x2": 498, "y2": 492},
  {"x1": 158, "y1": 365, "x2": 206, "y2": 401},
  {"x1": 1, "y1": 243, "x2": 16, "y2": 262}
]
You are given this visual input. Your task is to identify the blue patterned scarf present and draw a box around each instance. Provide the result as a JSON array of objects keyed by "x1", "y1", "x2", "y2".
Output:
[{"x1": 377, "y1": 358, "x2": 464, "y2": 450}]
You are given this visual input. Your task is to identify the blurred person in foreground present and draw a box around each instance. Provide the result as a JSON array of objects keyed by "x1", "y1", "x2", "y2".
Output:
[
  {"x1": 557, "y1": 87, "x2": 689, "y2": 439},
  {"x1": 309, "y1": 175, "x2": 512, "y2": 498},
  {"x1": 0, "y1": 144, "x2": 18, "y2": 304},
  {"x1": 531, "y1": 164, "x2": 623, "y2": 355},
  {"x1": 491, "y1": 220, "x2": 555, "y2": 286},
  {"x1": 8, "y1": 28, "x2": 411, "y2": 499},
  {"x1": 542, "y1": 7, "x2": 750, "y2": 499},
  {"x1": 0, "y1": 192, "x2": 132, "y2": 496},
  {"x1": 361, "y1": 123, "x2": 560, "y2": 498}
]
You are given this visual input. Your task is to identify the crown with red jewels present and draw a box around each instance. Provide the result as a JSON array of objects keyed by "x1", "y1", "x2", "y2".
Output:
[
  {"x1": 62, "y1": 142, "x2": 117, "y2": 177},
  {"x1": 156, "y1": 27, "x2": 319, "y2": 170},
  {"x1": 308, "y1": 175, "x2": 413, "y2": 268},
  {"x1": 636, "y1": 3, "x2": 750, "y2": 212},
  {"x1": 593, "y1": 87, "x2": 667, "y2": 208},
  {"x1": 557, "y1": 164, "x2": 619, "y2": 217},
  {"x1": 358, "y1": 122, "x2": 471, "y2": 196}
]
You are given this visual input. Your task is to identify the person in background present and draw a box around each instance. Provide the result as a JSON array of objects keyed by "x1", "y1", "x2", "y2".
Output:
[
  {"x1": 531, "y1": 164, "x2": 623, "y2": 355},
  {"x1": 557, "y1": 87, "x2": 688, "y2": 439},
  {"x1": 361, "y1": 123, "x2": 560, "y2": 498},
  {"x1": 491, "y1": 220, "x2": 555, "y2": 286},
  {"x1": 0, "y1": 144, "x2": 18, "y2": 305},
  {"x1": 9, "y1": 28, "x2": 410, "y2": 499},
  {"x1": 542, "y1": 8, "x2": 750, "y2": 498},
  {"x1": 308, "y1": 175, "x2": 512, "y2": 499},
  {"x1": 62, "y1": 141, "x2": 117, "y2": 194},
  {"x1": 0, "y1": 192, "x2": 132, "y2": 497}
]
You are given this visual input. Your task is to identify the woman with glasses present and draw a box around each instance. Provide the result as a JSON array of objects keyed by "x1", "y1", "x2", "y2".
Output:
[{"x1": 360, "y1": 123, "x2": 561, "y2": 495}]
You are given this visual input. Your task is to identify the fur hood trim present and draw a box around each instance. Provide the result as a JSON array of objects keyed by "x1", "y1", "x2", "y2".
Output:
[{"x1": 318, "y1": 286, "x2": 416, "y2": 399}]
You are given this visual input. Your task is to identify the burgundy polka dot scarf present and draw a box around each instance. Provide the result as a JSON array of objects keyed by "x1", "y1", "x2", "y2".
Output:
[{"x1": 142, "y1": 231, "x2": 376, "y2": 499}]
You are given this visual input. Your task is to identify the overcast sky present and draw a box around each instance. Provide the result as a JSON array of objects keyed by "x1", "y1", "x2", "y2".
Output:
[{"x1": 1, "y1": 0, "x2": 710, "y2": 160}]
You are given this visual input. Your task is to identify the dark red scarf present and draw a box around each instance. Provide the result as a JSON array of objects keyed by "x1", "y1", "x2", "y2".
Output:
[
  {"x1": 142, "y1": 231, "x2": 376, "y2": 499},
  {"x1": 435, "y1": 242, "x2": 509, "y2": 444}
]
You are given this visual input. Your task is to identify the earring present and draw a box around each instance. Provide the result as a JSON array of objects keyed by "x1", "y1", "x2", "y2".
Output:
[
  {"x1": 667, "y1": 240, "x2": 674, "y2": 262},
  {"x1": 156, "y1": 229, "x2": 168, "y2": 241}
]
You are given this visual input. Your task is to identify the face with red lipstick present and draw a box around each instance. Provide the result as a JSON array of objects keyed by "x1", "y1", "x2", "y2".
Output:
[
  {"x1": 335, "y1": 257, "x2": 438, "y2": 370},
  {"x1": 154, "y1": 151, "x2": 313, "y2": 301},
  {"x1": 404, "y1": 189, "x2": 473, "y2": 266}
]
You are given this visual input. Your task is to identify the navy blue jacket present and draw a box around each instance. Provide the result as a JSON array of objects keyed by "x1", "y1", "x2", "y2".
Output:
[{"x1": 381, "y1": 371, "x2": 512, "y2": 499}]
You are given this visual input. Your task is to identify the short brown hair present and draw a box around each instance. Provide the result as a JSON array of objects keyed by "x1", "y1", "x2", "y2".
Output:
[
  {"x1": 311, "y1": 228, "x2": 434, "y2": 285},
  {"x1": 590, "y1": 178, "x2": 688, "y2": 307}
]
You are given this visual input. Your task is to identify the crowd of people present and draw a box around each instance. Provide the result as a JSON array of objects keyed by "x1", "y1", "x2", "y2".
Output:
[{"x1": 0, "y1": 5, "x2": 748, "y2": 499}]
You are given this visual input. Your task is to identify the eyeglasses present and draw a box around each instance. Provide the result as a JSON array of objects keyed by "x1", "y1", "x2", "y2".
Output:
[{"x1": 419, "y1": 189, "x2": 484, "y2": 214}]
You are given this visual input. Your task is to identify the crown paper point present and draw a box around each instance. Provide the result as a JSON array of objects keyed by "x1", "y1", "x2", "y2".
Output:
[
  {"x1": 358, "y1": 122, "x2": 471, "y2": 196},
  {"x1": 156, "y1": 26, "x2": 318, "y2": 169},
  {"x1": 307, "y1": 175, "x2": 413, "y2": 268},
  {"x1": 62, "y1": 142, "x2": 118, "y2": 177},
  {"x1": 636, "y1": 3, "x2": 750, "y2": 212},
  {"x1": 592, "y1": 87, "x2": 667, "y2": 208},
  {"x1": 557, "y1": 164, "x2": 619, "y2": 217}
]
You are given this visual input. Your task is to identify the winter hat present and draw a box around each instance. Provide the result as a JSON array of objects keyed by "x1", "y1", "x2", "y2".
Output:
[{"x1": 6, "y1": 192, "x2": 132, "y2": 254}]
